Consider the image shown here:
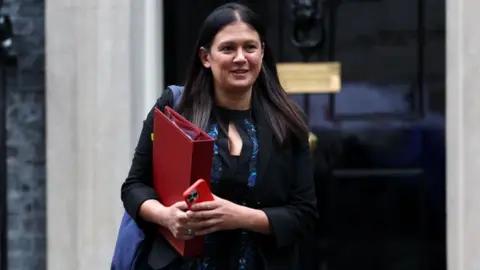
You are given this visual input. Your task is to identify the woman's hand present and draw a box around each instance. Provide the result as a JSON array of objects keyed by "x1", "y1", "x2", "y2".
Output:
[
  {"x1": 161, "y1": 201, "x2": 195, "y2": 240},
  {"x1": 186, "y1": 196, "x2": 247, "y2": 236}
]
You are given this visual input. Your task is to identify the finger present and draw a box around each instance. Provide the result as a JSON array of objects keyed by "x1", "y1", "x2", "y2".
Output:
[
  {"x1": 182, "y1": 235, "x2": 195, "y2": 240},
  {"x1": 185, "y1": 216, "x2": 207, "y2": 223},
  {"x1": 175, "y1": 233, "x2": 195, "y2": 240},
  {"x1": 175, "y1": 226, "x2": 195, "y2": 239},
  {"x1": 191, "y1": 201, "x2": 218, "y2": 211},
  {"x1": 194, "y1": 226, "x2": 218, "y2": 236},
  {"x1": 176, "y1": 211, "x2": 189, "y2": 224},
  {"x1": 185, "y1": 210, "x2": 196, "y2": 218},
  {"x1": 188, "y1": 219, "x2": 219, "y2": 231},
  {"x1": 172, "y1": 201, "x2": 189, "y2": 211},
  {"x1": 187, "y1": 209, "x2": 219, "y2": 220}
]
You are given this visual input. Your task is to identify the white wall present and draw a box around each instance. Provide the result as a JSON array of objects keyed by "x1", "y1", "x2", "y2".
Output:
[
  {"x1": 130, "y1": 0, "x2": 164, "y2": 147},
  {"x1": 46, "y1": 0, "x2": 163, "y2": 269},
  {"x1": 446, "y1": 0, "x2": 480, "y2": 269}
]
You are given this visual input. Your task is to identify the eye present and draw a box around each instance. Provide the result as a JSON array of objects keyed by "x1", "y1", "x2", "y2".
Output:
[
  {"x1": 221, "y1": 46, "x2": 234, "y2": 52},
  {"x1": 245, "y1": 45, "x2": 257, "y2": 52}
]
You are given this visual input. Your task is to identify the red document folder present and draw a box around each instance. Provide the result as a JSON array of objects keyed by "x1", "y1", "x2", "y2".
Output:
[{"x1": 152, "y1": 106, "x2": 214, "y2": 257}]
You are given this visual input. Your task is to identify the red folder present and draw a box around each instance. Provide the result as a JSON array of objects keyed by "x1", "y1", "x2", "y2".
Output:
[{"x1": 152, "y1": 106, "x2": 214, "y2": 257}]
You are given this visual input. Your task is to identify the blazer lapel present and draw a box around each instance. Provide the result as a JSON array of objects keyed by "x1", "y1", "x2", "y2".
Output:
[{"x1": 252, "y1": 98, "x2": 273, "y2": 192}]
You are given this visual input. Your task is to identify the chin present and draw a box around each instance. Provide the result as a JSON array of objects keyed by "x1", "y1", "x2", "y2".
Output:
[{"x1": 228, "y1": 80, "x2": 254, "y2": 90}]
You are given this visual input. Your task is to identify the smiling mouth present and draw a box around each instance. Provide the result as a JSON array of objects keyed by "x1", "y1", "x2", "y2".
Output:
[{"x1": 232, "y1": 70, "x2": 248, "y2": 74}]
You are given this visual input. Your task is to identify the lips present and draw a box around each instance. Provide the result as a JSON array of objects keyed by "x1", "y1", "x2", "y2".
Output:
[{"x1": 232, "y1": 69, "x2": 248, "y2": 74}]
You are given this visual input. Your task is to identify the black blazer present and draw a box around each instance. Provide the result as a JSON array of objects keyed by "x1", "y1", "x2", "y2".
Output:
[{"x1": 121, "y1": 88, "x2": 318, "y2": 270}]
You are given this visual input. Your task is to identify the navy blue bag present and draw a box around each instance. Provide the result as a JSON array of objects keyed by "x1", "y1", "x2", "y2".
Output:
[{"x1": 111, "y1": 85, "x2": 184, "y2": 270}]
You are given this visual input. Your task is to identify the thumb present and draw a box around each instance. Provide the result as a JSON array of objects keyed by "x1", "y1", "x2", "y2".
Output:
[
  {"x1": 172, "y1": 201, "x2": 189, "y2": 211},
  {"x1": 175, "y1": 210, "x2": 189, "y2": 223}
]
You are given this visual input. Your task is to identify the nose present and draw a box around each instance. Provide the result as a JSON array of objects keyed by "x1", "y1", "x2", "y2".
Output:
[{"x1": 233, "y1": 48, "x2": 247, "y2": 63}]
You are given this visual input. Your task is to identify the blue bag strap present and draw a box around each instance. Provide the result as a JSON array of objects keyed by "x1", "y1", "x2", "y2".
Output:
[{"x1": 166, "y1": 85, "x2": 184, "y2": 110}]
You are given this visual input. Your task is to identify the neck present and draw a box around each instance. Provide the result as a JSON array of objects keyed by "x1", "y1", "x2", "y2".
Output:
[{"x1": 214, "y1": 86, "x2": 252, "y2": 110}]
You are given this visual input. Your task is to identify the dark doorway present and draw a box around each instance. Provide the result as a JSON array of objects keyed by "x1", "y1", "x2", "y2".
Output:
[{"x1": 163, "y1": 1, "x2": 446, "y2": 269}]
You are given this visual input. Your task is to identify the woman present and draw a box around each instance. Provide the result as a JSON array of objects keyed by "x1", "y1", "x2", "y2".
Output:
[{"x1": 121, "y1": 3, "x2": 318, "y2": 270}]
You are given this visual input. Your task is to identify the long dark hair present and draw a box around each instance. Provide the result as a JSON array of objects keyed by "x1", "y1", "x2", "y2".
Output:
[{"x1": 178, "y1": 3, "x2": 309, "y2": 144}]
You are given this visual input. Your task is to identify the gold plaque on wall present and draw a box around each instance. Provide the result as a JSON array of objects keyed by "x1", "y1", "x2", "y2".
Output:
[{"x1": 276, "y1": 62, "x2": 341, "y2": 94}]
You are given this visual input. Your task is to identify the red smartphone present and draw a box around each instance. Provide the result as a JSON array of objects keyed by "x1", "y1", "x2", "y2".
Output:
[{"x1": 183, "y1": 179, "x2": 215, "y2": 208}]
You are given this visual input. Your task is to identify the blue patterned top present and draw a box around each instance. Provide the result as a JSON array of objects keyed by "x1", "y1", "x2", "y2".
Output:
[{"x1": 170, "y1": 107, "x2": 262, "y2": 270}]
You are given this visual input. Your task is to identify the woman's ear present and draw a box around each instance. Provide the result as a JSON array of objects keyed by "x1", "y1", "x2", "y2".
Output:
[
  {"x1": 261, "y1": 43, "x2": 265, "y2": 59},
  {"x1": 199, "y1": 47, "x2": 211, "y2": 68}
]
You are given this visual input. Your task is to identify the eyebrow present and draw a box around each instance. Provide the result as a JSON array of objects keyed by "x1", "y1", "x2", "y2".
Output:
[{"x1": 217, "y1": 39, "x2": 260, "y2": 46}]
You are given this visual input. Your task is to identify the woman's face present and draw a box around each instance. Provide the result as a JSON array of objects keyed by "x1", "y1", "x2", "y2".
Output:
[{"x1": 200, "y1": 21, "x2": 264, "y2": 92}]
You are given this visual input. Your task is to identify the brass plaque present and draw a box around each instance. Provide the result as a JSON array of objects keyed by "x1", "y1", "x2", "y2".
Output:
[{"x1": 276, "y1": 62, "x2": 341, "y2": 94}]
